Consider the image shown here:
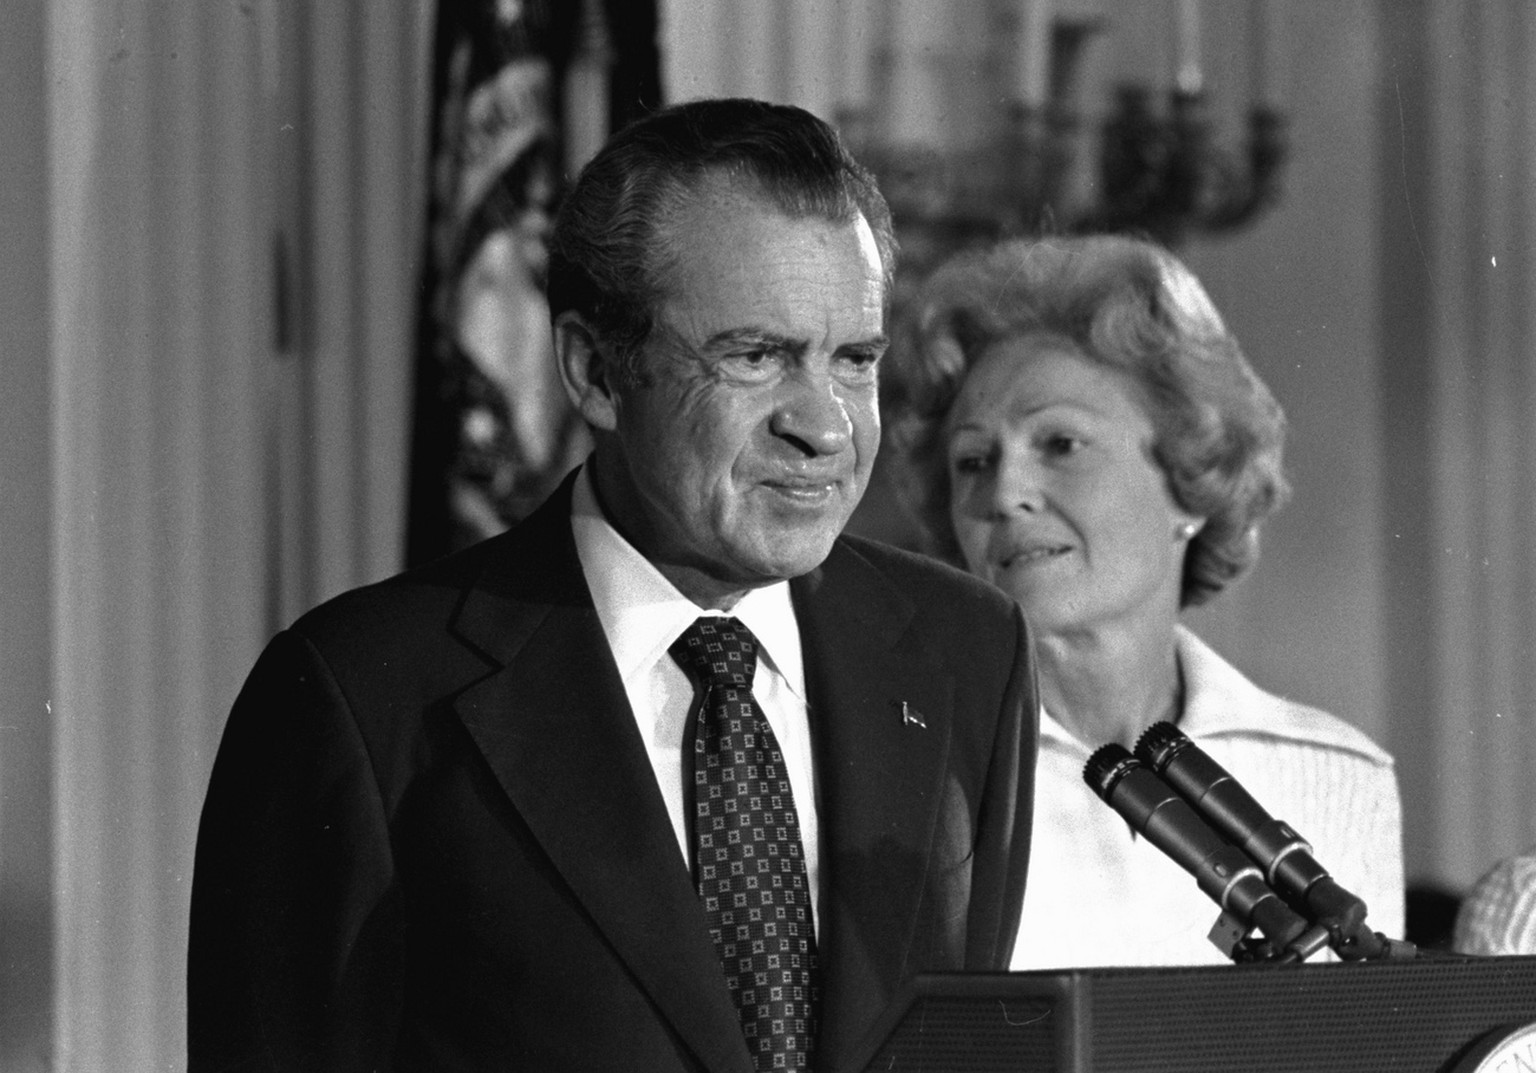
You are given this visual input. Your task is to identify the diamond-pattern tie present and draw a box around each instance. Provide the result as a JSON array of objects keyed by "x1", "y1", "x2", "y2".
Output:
[{"x1": 670, "y1": 617, "x2": 818, "y2": 1072}]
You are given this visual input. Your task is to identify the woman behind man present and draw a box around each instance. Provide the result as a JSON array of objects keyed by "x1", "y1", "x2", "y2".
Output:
[{"x1": 885, "y1": 234, "x2": 1405, "y2": 968}]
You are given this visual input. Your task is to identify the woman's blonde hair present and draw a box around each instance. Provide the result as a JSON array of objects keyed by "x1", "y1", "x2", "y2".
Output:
[{"x1": 884, "y1": 234, "x2": 1289, "y2": 607}]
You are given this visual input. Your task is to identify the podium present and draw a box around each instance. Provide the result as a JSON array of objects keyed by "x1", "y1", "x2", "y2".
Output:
[{"x1": 845, "y1": 956, "x2": 1536, "y2": 1072}]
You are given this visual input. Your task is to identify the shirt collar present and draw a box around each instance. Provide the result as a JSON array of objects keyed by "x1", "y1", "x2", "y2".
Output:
[
  {"x1": 1174, "y1": 625, "x2": 1390, "y2": 760},
  {"x1": 1038, "y1": 625, "x2": 1387, "y2": 761},
  {"x1": 570, "y1": 464, "x2": 805, "y2": 694},
  {"x1": 1034, "y1": 624, "x2": 1308, "y2": 752}
]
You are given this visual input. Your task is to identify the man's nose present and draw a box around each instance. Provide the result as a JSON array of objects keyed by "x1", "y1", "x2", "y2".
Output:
[{"x1": 769, "y1": 372, "x2": 854, "y2": 456}]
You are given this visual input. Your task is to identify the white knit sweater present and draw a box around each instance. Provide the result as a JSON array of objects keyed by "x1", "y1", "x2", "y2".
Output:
[
  {"x1": 1010, "y1": 626, "x2": 1405, "y2": 969},
  {"x1": 1455, "y1": 846, "x2": 1536, "y2": 955}
]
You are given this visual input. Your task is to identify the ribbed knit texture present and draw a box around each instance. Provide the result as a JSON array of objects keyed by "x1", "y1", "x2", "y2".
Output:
[
  {"x1": 1012, "y1": 627, "x2": 1404, "y2": 969},
  {"x1": 1456, "y1": 847, "x2": 1536, "y2": 955}
]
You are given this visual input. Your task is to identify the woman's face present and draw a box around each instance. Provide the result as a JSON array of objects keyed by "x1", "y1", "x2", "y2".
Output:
[{"x1": 944, "y1": 334, "x2": 1201, "y2": 635}]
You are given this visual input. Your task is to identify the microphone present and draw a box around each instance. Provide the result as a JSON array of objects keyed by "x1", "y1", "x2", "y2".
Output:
[
  {"x1": 1083, "y1": 744, "x2": 1327, "y2": 962},
  {"x1": 1134, "y1": 721, "x2": 1394, "y2": 959}
]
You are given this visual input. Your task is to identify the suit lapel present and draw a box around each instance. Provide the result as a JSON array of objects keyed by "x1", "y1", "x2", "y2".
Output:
[
  {"x1": 441, "y1": 483, "x2": 958, "y2": 1070},
  {"x1": 791, "y1": 540, "x2": 959, "y2": 1065},
  {"x1": 448, "y1": 481, "x2": 753, "y2": 1073}
]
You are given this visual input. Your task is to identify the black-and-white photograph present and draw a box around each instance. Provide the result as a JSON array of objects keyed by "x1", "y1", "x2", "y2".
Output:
[{"x1": 5, "y1": 2, "x2": 1536, "y2": 1070}]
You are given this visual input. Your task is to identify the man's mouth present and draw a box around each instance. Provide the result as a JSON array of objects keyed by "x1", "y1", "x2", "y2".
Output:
[{"x1": 763, "y1": 478, "x2": 841, "y2": 504}]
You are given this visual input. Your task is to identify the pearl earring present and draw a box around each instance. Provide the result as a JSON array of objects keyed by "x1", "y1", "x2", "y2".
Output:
[{"x1": 1177, "y1": 522, "x2": 1199, "y2": 540}]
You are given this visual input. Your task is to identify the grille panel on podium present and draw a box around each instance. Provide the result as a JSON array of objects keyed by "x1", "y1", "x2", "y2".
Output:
[{"x1": 850, "y1": 956, "x2": 1536, "y2": 1073}]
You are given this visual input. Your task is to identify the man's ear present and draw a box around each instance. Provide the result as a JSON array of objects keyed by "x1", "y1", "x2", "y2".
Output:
[{"x1": 553, "y1": 311, "x2": 619, "y2": 432}]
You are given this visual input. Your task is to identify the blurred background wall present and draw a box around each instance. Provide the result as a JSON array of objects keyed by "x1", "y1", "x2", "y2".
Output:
[{"x1": 3, "y1": 1, "x2": 1535, "y2": 1068}]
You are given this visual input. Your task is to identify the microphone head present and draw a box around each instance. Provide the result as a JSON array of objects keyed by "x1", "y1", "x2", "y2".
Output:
[
  {"x1": 1135, "y1": 720, "x2": 1192, "y2": 772},
  {"x1": 1083, "y1": 743, "x2": 1138, "y2": 800}
]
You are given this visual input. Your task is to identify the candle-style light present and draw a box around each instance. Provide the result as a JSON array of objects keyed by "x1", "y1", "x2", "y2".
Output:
[
  {"x1": 881, "y1": 0, "x2": 951, "y2": 149},
  {"x1": 836, "y1": 0, "x2": 1288, "y2": 256},
  {"x1": 1252, "y1": 0, "x2": 1283, "y2": 109},
  {"x1": 1175, "y1": 0, "x2": 1203, "y2": 95},
  {"x1": 834, "y1": 2, "x2": 876, "y2": 147},
  {"x1": 1015, "y1": 0, "x2": 1054, "y2": 110}
]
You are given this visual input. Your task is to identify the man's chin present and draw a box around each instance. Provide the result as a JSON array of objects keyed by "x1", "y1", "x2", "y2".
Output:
[{"x1": 740, "y1": 529, "x2": 844, "y2": 583}]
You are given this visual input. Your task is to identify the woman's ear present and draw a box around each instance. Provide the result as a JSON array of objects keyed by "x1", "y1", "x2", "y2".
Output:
[{"x1": 553, "y1": 311, "x2": 619, "y2": 432}]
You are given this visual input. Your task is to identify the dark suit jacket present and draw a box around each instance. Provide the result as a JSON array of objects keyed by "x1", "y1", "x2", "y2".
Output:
[{"x1": 188, "y1": 474, "x2": 1037, "y2": 1072}]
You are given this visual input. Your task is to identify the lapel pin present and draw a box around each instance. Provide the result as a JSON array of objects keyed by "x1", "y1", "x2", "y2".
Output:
[{"x1": 900, "y1": 701, "x2": 927, "y2": 729}]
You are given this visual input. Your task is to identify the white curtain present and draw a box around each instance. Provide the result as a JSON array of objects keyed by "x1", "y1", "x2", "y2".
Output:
[
  {"x1": 1389, "y1": 0, "x2": 1536, "y2": 888},
  {"x1": 27, "y1": 2, "x2": 430, "y2": 1068},
  {"x1": 45, "y1": 4, "x2": 270, "y2": 1066}
]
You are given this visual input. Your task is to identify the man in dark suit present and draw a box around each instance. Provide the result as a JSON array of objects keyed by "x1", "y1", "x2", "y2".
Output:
[{"x1": 189, "y1": 98, "x2": 1037, "y2": 1073}]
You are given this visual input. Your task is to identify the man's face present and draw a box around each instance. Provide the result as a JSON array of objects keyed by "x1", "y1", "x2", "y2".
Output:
[{"x1": 593, "y1": 182, "x2": 887, "y2": 608}]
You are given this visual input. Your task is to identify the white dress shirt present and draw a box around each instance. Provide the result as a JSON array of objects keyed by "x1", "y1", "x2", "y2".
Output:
[
  {"x1": 1011, "y1": 626, "x2": 1404, "y2": 969},
  {"x1": 570, "y1": 466, "x2": 821, "y2": 924}
]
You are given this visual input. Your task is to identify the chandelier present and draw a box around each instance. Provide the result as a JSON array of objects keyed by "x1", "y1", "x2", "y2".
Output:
[{"x1": 834, "y1": 1, "x2": 1287, "y2": 266}]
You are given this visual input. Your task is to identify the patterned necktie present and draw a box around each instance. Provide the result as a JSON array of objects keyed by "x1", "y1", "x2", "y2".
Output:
[{"x1": 669, "y1": 617, "x2": 818, "y2": 1072}]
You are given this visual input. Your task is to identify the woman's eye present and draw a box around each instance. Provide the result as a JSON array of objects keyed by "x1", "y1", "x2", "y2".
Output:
[
  {"x1": 1042, "y1": 434, "x2": 1083, "y2": 456},
  {"x1": 952, "y1": 454, "x2": 989, "y2": 475}
]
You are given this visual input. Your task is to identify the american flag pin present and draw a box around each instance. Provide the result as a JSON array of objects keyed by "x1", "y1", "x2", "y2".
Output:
[{"x1": 900, "y1": 701, "x2": 926, "y2": 729}]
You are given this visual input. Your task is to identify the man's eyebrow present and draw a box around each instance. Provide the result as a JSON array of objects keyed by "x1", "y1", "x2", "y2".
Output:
[
  {"x1": 699, "y1": 327, "x2": 804, "y2": 353},
  {"x1": 697, "y1": 328, "x2": 890, "y2": 356},
  {"x1": 840, "y1": 333, "x2": 889, "y2": 356}
]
